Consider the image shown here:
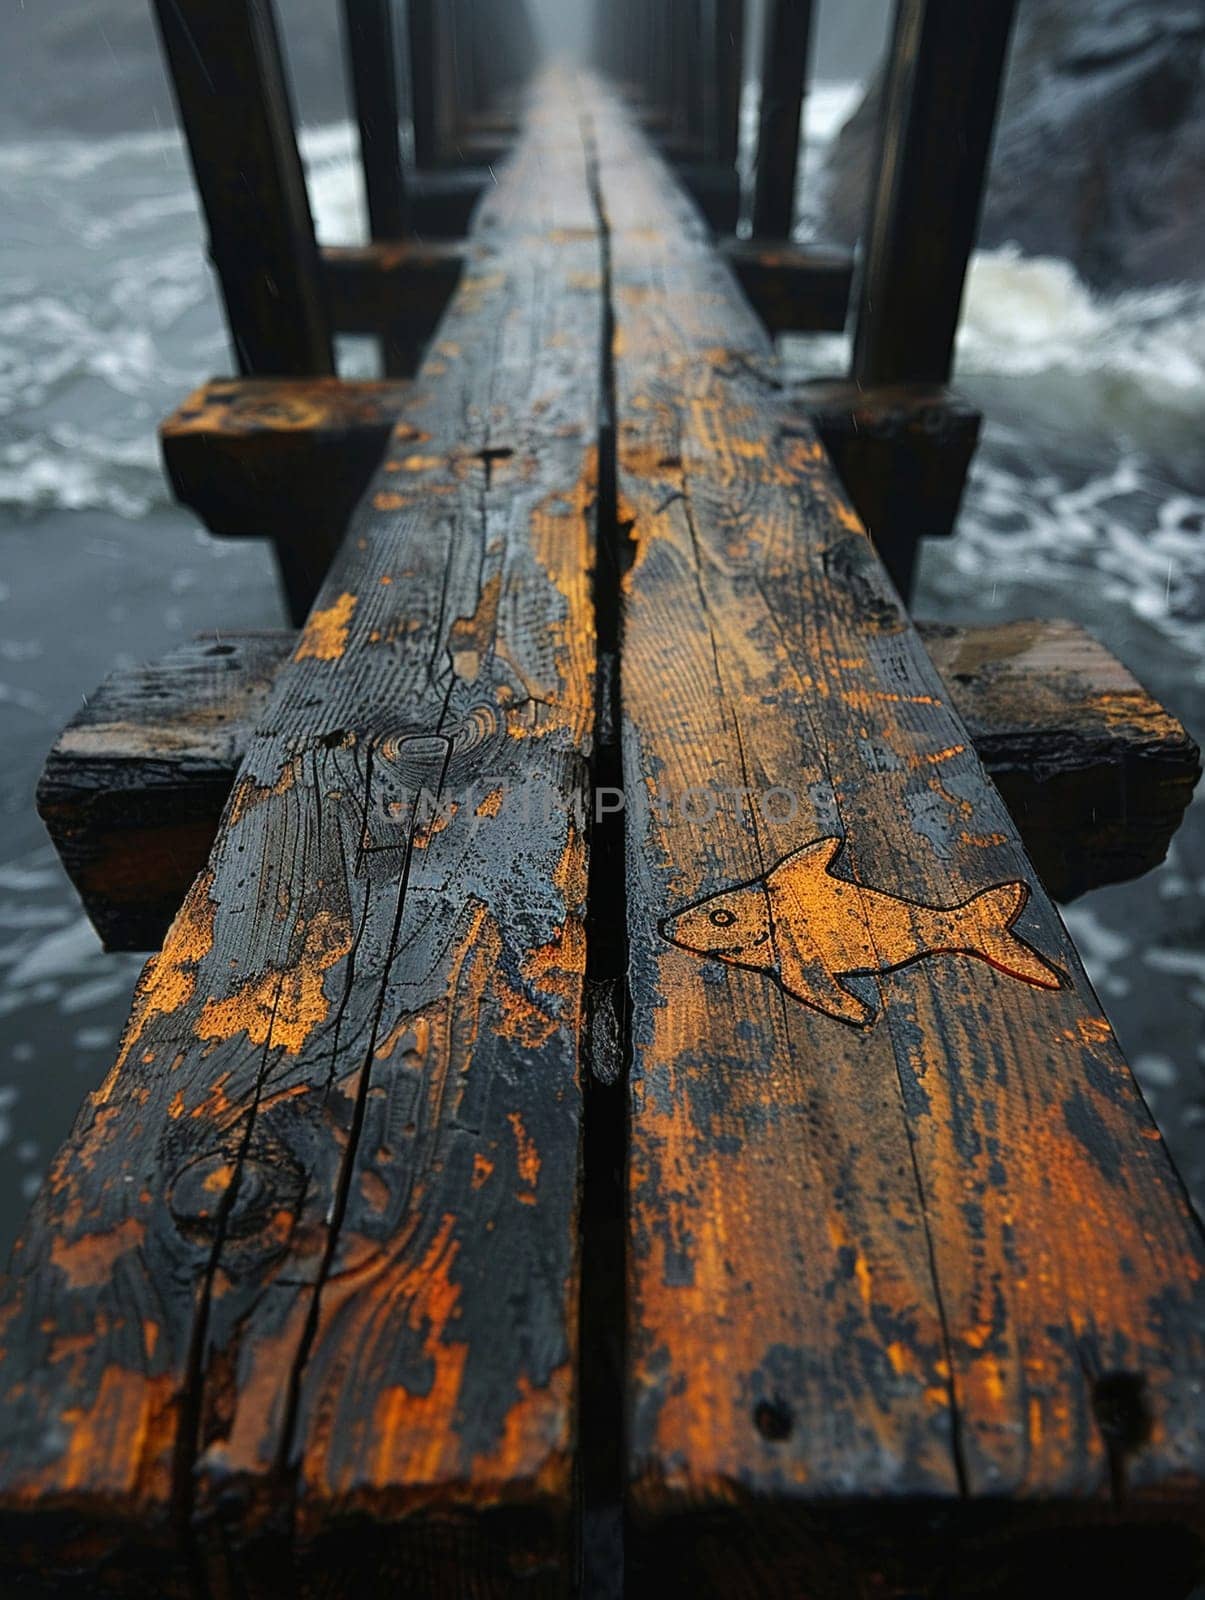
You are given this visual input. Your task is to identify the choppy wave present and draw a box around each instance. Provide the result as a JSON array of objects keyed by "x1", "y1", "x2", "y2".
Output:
[
  {"x1": 0, "y1": 119, "x2": 365, "y2": 521},
  {"x1": 0, "y1": 99, "x2": 1202, "y2": 660}
]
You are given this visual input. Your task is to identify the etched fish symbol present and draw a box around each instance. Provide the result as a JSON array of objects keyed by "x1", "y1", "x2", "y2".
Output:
[{"x1": 658, "y1": 836, "x2": 1066, "y2": 1027}]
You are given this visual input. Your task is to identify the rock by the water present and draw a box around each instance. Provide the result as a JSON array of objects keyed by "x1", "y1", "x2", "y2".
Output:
[{"x1": 820, "y1": 0, "x2": 1205, "y2": 289}]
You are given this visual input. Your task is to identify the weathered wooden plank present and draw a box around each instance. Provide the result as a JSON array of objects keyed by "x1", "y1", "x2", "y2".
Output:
[
  {"x1": 160, "y1": 377, "x2": 412, "y2": 624},
  {"x1": 39, "y1": 621, "x2": 1201, "y2": 953},
  {"x1": 0, "y1": 71, "x2": 601, "y2": 1596},
  {"x1": 921, "y1": 620, "x2": 1203, "y2": 903},
  {"x1": 588, "y1": 81, "x2": 1205, "y2": 1593}
]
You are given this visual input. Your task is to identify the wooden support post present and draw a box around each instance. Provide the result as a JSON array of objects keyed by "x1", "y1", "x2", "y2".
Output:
[
  {"x1": 340, "y1": 0, "x2": 420, "y2": 377},
  {"x1": 450, "y1": 0, "x2": 476, "y2": 135},
  {"x1": 851, "y1": 0, "x2": 1018, "y2": 387},
  {"x1": 669, "y1": 0, "x2": 693, "y2": 141},
  {"x1": 150, "y1": 0, "x2": 340, "y2": 618},
  {"x1": 715, "y1": 0, "x2": 746, "y2": 170},
  {"x1": 832, "y1": 0, "x2": 1018, "y2": 598},
  {"x1": 150, "y1": 0, "x2": 333, "y2": 379},
  {"x1": 468, "y1": 0, "x2": 494, "y2": 121},
  {"x1": 340, "y1": 0, "x2": 409, "y2": 240},
  {"x1": 685, "y1": 0, "x2": 710, "y2": 151},
  {"x1": 652, "y1": 0, "x2": 675, "y2": 125},
  {"x1": 750, "y1": 0, "x2": 813, "y2": 240},
  {"x1": 407, "y1": 0, "x2": 441, "y2": 168}
]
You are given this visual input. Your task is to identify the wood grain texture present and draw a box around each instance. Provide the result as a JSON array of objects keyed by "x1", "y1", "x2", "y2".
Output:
[
  {"x1": 920, "y1": 619, "x2": 1202, "y2": 903},
  {"x1": 587, "y1": 83, "x2": 1205, "y2": 1594},
  {"x1": 161, "y1": 376, "x2": 414, "y2": 624},
  {"x1": 37, "y1": 633, "x2": 292, "y2": 953},
  {"x1": 1, "y1": 72, "x2": 601, "y2": 1597},
  {"x1": 721, "y1": 241, "x2": 853, "y2": 336},
  {"x1": 792, "y1": 379, "x2": 982, "y2": 598},
  {"x1": 39, "y1": 621, "x2": 1200, "y2": 954}
]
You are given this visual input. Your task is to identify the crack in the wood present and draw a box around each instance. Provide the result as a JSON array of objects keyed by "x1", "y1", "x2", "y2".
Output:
[
  {"x1": 276, "y1": 732, "x2": 456, "y2": 1521},
  {"x1": 578, "y1": 101, "x2": 629, "y2": 1600},
  {"x1": 174, "y1": 965, "x2": 289, "y2": 1594}
]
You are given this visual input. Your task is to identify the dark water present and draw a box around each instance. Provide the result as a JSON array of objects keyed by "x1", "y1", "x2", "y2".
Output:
[{"x1": 0, "y1": 99, "x2": 1202, "y2": 1259}]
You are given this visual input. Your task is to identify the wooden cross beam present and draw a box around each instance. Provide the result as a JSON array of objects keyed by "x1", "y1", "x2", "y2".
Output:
[{"x1": 37, "y1": 622, "x2": 1200, "y2": 953}]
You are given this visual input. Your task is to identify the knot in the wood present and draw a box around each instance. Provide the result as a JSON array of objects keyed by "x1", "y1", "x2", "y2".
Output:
[{"x1": 168, "y1": 1143, "x2": 303, "y2": 1246}]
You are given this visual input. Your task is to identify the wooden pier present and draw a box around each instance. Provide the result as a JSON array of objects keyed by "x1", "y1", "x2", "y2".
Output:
[{"x1": 1, "y1": 2, "x2": 1202, "y2": 1595}]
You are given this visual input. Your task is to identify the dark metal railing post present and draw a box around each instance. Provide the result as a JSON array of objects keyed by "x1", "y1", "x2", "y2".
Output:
[
  {"x1": 150, "y1": 0, "x2": 334, "y2": 378},
  {"x1": 851, "y1": 0, "x2": 1018, "y2": 386},
  {"x1": 340, "y1": 0, "x2": 410, "y2": 240},
  {"x1": 750, "y1": 0, "x2": 812, "y2": 240}
]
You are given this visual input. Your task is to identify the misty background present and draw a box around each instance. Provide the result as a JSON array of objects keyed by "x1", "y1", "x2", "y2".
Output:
[{"x1": 0, "y1": 0, "x2": 1203, "y2": 1252}]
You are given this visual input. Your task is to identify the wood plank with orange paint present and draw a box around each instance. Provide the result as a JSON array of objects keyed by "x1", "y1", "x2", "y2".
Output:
[
  {"x1": 0, "y1": 70, "x2": 601, "y2": 1598},
  {"x1": 589, "y1": 84, "x2": 1205, "y2": 1596},
  {"x1": 38, "y1": 620, "x2": 1199, "y2": 955}
]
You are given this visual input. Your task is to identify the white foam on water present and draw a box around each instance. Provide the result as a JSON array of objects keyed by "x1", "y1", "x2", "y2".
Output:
[
  {"x1": 0, "y1": 125, "x2": 183, "y2": 182},
  {"x1": 299, "y1": 120, "x2": 368, "y2": 244},
  {"x1": 0, "y1": 118, "x2": 367, "y2": 519},
  {"x1": 958, "y1": 245, "x2": 1205, "y2": 432}
]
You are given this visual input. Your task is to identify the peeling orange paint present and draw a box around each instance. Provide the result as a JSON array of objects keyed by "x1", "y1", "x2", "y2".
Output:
[
  {"x1": 369, "y1": 1215, "x2": 468, "y2": 1484},
  {"x1": 197, "y1": 908, "x2": 352, "y2": 1055},
  {"x1": 295, "y1": 592, "x2": 357, "y2": 662},
  {"x1": 51, "y1": 1216, "x2": 144, "y2": 1290},
  {"x1": 475, "y1": 786, "x2": 504, "y2": 819},
  {"x1": 507, "y1": 1111, "x2": 540, "y2": 1190},
  {"x1": 108, "y1": 871, "x2": 217, "y2": 1081}
]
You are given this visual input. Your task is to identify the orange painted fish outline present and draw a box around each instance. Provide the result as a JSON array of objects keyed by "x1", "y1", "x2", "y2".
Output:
[{"x1": 658, "y1": 836, "x2": 1067, "y2": 1028}]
